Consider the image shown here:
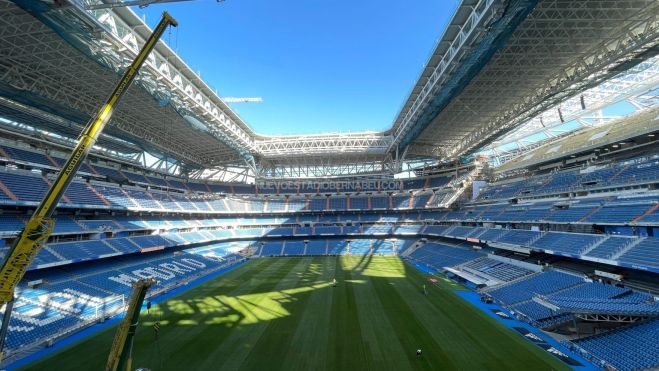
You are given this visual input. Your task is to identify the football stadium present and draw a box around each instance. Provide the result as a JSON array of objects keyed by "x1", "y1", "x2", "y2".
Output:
[{"x1": 0, "y1": 0, "x2": 658, "y2": 370}]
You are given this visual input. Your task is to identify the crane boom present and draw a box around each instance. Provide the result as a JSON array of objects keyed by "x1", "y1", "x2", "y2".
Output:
[
  {"x1": 222, "y1": 97, "x2": 263, "y2": 103},
  {"x1": 0, "y1": 12, "x2": 177, "y2": 358},
  {"x1": 105, "y1": 278, "x2": 155, "y2": 371}
]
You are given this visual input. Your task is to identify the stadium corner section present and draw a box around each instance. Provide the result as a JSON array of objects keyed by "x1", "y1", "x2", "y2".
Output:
[
  {"x1": 404, "y1": 259, "x2": 597, "y2": 371},
  {"x1": 2, "y1": 259, "x2": 247, "y2": 371}
]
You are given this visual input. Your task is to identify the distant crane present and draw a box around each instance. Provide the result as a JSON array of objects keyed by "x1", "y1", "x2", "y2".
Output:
[{"x1": 222, "y1": 97, "x2": 263, "y2": 103}]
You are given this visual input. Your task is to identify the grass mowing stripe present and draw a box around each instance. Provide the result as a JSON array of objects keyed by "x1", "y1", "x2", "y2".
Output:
[
  {"x1": 237, "y1": 258, "x2": 327, "y2": 370},
  {"x1": 211, "y1": 258, "x2": 314, "y2": 370},
  {"x1": 281, "y1": 257, "x2": 335, "y2": 370},
  {"x1": 326, "y1": 256, "x2": 372, "y2": 370},
  {"x1": 19, "y1": 257, "x2": 284, "y2": 371},
  {"x1": 392, "y1": 262, "x2": 505, "y2": 368},
  {"x1": 18, "y1": 257, "x2": 571, "y2": 371},
  {"x1": 369, "y1": 260, "x2": 456, "y2": 370},
  {"x1": 398, "y1": 263, "x2": 499, "y2": 363},
  {"x1": 349, "y1": 256, "x2": 417, "y2": 371},
  {"x1": 399, "y1": 260, "x2": 568, "y2": 370},
  {"x1": 156, "y1": 257, "x2": 295, "y2": 370}
]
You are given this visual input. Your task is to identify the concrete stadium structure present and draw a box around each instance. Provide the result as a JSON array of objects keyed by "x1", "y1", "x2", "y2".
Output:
[{"x1": 0, "y1": 1, "x2": 658, "y2": 370}]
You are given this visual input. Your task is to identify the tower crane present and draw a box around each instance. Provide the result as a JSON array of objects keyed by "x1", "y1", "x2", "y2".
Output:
[{"x1": 222, "y1": 97, "x2": 263, "y2": 103}]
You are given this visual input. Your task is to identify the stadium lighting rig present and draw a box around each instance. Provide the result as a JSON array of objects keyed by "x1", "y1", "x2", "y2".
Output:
[{"x1": 0, "y1": 12, "x2": 178, "y2": 360}]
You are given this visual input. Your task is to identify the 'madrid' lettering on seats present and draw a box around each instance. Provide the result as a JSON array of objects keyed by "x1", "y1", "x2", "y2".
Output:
[{"x1": 108, "y1": 259, "x2": 207, "y2": 287}]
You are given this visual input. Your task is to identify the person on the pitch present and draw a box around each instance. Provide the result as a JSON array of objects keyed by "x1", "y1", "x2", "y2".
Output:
[{"x1": 416, "y1": 349, "x2": 422, "y2": 357}]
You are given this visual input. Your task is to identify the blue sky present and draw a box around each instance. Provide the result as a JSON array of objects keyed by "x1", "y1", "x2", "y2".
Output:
[{"x1": 136, "y1": 0, "x2": 457, "y2": 135}]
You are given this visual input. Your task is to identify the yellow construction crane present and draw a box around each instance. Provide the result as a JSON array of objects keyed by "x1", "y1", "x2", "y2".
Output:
[
  {"x1": 0, "y1": 12, "x2": 177, "y2": 358},
  {"x1": 105, "y1": 278, "x2": 155, "y2": 371}
]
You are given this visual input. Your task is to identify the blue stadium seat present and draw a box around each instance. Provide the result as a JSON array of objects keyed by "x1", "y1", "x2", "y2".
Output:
[
  {"x1": 260, "y1": 241, "x2": 283, "y2": 256},
  {"x1": 489, "y1": 270, "x2": 583, "y2": 306},
  {"x1": 283, "y1": 241, "x2": 305, "y2": 255},
  {"x1": 573, "y1": 319, "x2": 659, "y2": 371},
  {"x1": 409, "y1": 242, "x2": 482, "y2": 269}
]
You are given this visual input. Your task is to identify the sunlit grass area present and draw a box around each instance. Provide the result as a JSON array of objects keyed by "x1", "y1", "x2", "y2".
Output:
[{"x1": 21, "y1": 257, "x2": 567, "y2": 371}]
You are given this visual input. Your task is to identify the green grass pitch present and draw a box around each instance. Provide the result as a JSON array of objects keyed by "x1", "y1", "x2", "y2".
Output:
[{"x1": 21, "y1": 256, "x2": 568, "y2": 370}]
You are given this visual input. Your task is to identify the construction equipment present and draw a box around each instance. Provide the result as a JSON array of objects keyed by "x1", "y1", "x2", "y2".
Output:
[
  {"x1": 105, "y1": 278, "x2": 155, "y2": 371},
  {"x1": 0, "y1": 12, "x2": 177, "y2": 358},
  {"x1": 222, "y1": 97, "x2": 263, "y2": 103}
]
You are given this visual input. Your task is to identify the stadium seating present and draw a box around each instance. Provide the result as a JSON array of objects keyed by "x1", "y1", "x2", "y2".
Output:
[
  {"x1": 304, "y1": 198, "x2": 320, "y2": 211},
  {"x1": 363, "y1": 224, "x2": 392, "y2": 234},
  {"x1": 343, "y1": 225, "x2": 361, "y2": 234},
  {"x1": 460, "y1": 257, "x2": 534, "y2": 282},
  {"x1": 292, "y1": 226, "x2": 310, "y2": 235},
  {"x1": 4, "y1": 139, "x2": 659, "y2": 368},
  {"x1": 371, "y1": 240, "x2": 394, "y2": 255},
  {"x1": 1, "y1": 145, "x2": 56, "y2": 167},
  {"x1": 260, "y1": 241, "x2": 283, "y2": 256},
  {"x1": 63, "y1": 182, "x2": 107, "y2": 207},
  {"x1": 545, "y1": 283, "x2": 659, "y2": 316},
  {"x1": 349, "y1": 196, "x2": 368, "y2": 210},
  {"x1": 573, "y1": 319, "x2": 659, "y2": 371},
  {"x1": 371, "y1": 195, "x2": 388, "y2": 209},
  {"x1": 477, "y1": 156, "x2": 659, "y2": 202},
  {"x1": 315, "y1": 225, "x2": 341, "y2": 235},
  {"x1": 393, "y1": 225, "x2": 423, "y2": 234},
  {"x1": 392, "y1": 194, "x2": 410, "y2": 209},
  {"x1": 4, "y1": 302, "x2": 81, "y2": 350},
  {"x1": 530, "y1": 232, "x2": 603, "y2": 255},
  {"x1": 5, "y1": 249, "x2": 237, "y2": 351},
  {"x1": 327, "y1": 239, "x2": 348, "y2": 255},
  {"x1": 617, "y1": 238, "x2": 659, "y2": 269},
  {"x1": 283, "y1": 241, "x2": 305, "y2": 255},
  {"x1": 49, "y1": 240, "x2": 117, "y2": 262},
  {"x1": 328, "y1": 196, "x2": 346, "y2": 210},
  {"x1": 408, "y1": 242, "x2": 482, "y2": 269},
  {"x1": 489, "y1": 270, "x2": 583, "y2": 306},
  {"x1": 306, "y1": 240, "x2": 327, "y2": 255},
  {"x1": 509, "y1": 301, "x2": 569, "y2": 327},
  {"x1": 0, "y1": 171, "x2": 49, "y2": 202},
  {"x1": 496, "y1": 230, "x2": 542, "y2": 246},
  {"x1": 349, "y1": 239, "x2": 371, "y2": 255},
  {"x1": 585, "y1": 236, "x2": 635, "y2": 259},
  {"x1": 1, "y1": 206, "x2": 654, "y2": 274},
  {"x1": 2, "y1": 157, "x2": 656, "y2": 228}
]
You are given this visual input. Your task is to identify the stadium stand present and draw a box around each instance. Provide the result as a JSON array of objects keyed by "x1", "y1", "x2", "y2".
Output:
[
  {"x1": 327, "y1": 239, "x2": 348, "y2": 255},
  {"x1": 1, "y1": 144, "x2": 658, "y2": 369},
  {"x1": 306, "y1": 240, "x2": 327, "y2": 255},
  {"x1": 260, "y1": 241, "x2": 283, "y2": 256},
  {"x1": 283, "y1": 241, "x2": 305, "y2": 255},
  {"x1": 349, "y1": 239, "x2": 371, "y2": 255},
  {"x1": 488, "y1": 271, "x2": 584, "y2": 307},
  {"x1": 2, "y1": 3, "x2": 659, "y2": 369},
  {"x1": 459, "y1": 257, "x2": 534, "y2": 283},
  {"x1": 545, "y1": 283, "x2": 659, "y2": 316},
  {"x1": 4, "y1": 250, "x2": 238, "y2": 351},
  {"x1": 572, "y1": 319, "x2": 659, "y2": 371},
  {"x1": 408, "y1": 242, "x2": 482, "y2": 269},
  {"x1": 498, "y1": 107, "x2": 659, "y2": 173}
]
